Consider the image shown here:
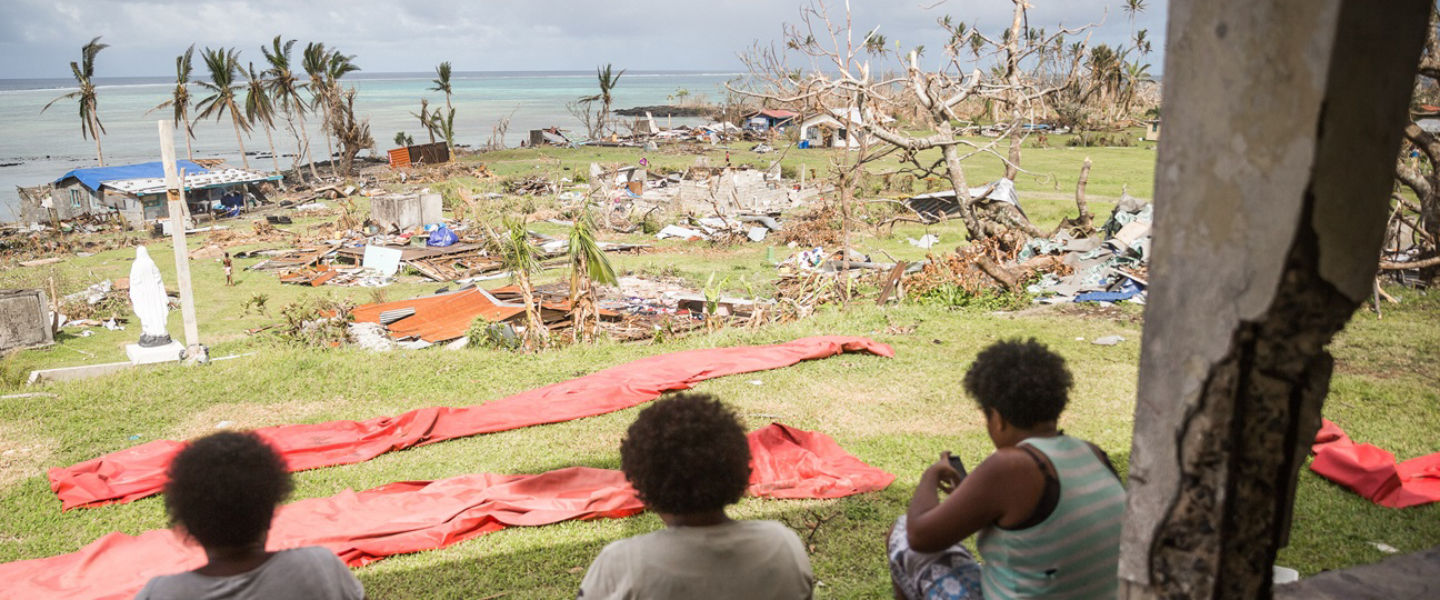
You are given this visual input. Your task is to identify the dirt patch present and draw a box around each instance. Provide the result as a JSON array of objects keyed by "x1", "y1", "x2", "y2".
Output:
[
  {"x1": 169, "y1": 399, "x2": 334, "y2": 440},
  {"x1": 0, "y1": 422, "x2": 56, "y2": 491},
  {"x1": 1014, "y1": 302, "x2": 1145, "y2": 324}
]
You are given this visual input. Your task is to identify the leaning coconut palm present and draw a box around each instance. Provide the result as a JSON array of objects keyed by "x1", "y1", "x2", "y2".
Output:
[
  {"x1": 194, "y1": 47, "x2": 251, "y2": 169},
  {"x1": 567, "y1": 209, "x2": 618, "y2": 343},
  {"x1": 432, "y1": 106, "x2": 456, "y2": 151},
  {"x1": 148, "y1": 44, "x2": 196, "y2": 161},
  {"x1": 301, "y1": 42, "x2": 335, "y2": 175},
  {"x1": 410, "y1": 98, "x2": 438, "y2": 143},
  {"x1": 43, "y1": 36, "x2": 109, "y2": 166},
  {"x1": 497, "y1": 218, "x2": 547, "y2": 350},
  {"x1": 262, "y1": 36, "x2": 317, "y2": 181},
  {"x1": 243, "y1": 62, "x2": 282, "y2": 176}
]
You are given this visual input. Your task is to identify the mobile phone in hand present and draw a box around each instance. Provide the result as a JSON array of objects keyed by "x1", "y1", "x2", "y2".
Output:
[{"x1": 947, "y1": 453, "x2": 967, "y2": 478}]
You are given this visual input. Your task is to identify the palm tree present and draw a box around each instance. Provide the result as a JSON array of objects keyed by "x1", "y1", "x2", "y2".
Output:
[
  {"x1": 262, "y1": 36, "x2": 317, "y2": 181},
  {"x1": 148, "y1": 45, "x2": 196, "y2": 161},
  {"x1": 194, "y1": 47, "x2": 251, "y2": 169},
  {"x1": 580, "y1": 64, "x2": 625, "y2": 137},
  {"x1": 244, "y1": 62, "x2": 281, "y2": 175},
  {"x1": 43, "y1": 36, "x2": 109, "y2": 166},
  {"x1": 567, "y1": 210, "x2": 617, "y2": 343},
  {"x1": 429, "y1": 62, "x2": 455, "y2": 151},
  {"x1": 321, "y1": 49, "x2": 361, "y2": 177},
  {"x1": 1122, "y1": 0, "x2": 1147, "y2": 42},
  {"x1": 302, "y1": 43, "x2": 335, "y2": 175},
  {"x1": 1121, "y1": 60, "x2": 1153, "y2": 117},
  {"x1": 411, "y1": 98, "x2": 437, "y2": 143},
  {"x1": 498, "y1": 218, "x2": 547, "y2": 350}
]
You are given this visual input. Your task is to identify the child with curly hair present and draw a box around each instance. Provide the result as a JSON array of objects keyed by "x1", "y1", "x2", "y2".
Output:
[
  {"x1": 135, "y1": 431, "x2": 365, "y2": 600},
  {"x1": 579, "y1": 392, "x2": 814, "y2": 599},
  {"x1": 888, "y1": 339, "x2": 1125, "y2": 600}
]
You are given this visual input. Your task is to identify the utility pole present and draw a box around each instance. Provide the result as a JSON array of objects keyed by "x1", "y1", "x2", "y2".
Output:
[{"x1": 157, "y1": 120, "x2": 204, "y2": 362}]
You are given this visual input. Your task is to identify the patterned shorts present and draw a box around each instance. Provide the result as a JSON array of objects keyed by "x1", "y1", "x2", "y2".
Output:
[{"x1": 887, "y1": 515, "x2": 984, "y2": 600}]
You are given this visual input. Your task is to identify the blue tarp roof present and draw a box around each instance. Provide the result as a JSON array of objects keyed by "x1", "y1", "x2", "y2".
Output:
[{"x1": 55, "y1": 161, "x2": 210, "y2": 192}]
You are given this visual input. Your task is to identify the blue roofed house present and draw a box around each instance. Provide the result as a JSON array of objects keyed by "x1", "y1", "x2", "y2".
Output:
[{"x1": 21, "y1": 160, "x2": 280, "y2": 227}]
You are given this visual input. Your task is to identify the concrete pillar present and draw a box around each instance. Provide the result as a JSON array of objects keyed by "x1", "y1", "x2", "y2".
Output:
[{"x1": 1119, "y1": 1, "x2": 1430, "y2": 598}]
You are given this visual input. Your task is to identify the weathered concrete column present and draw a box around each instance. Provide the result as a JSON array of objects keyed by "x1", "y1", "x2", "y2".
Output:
[{"x1": 1119, "y1": 1, "x2": 1430, "y2": 598}]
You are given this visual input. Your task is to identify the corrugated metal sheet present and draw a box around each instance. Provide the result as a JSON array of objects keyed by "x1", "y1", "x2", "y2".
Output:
[
  {"x1": 352, "y1": 289, "x2": 524, "y2": 343},
  {"x1": 388, "y1": 148, "x2": 411, "y2": 169}
]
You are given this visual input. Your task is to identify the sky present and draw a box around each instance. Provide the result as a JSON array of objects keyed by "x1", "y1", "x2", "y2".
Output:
[{"x1": 0, "y1": 0, "x2": 1167, "y2": 79}]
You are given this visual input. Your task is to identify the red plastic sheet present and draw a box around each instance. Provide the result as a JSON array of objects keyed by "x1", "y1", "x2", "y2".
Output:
[
  {"x1": 1310, "y1": 418, "x2": 1440, "y2": 508},
  {"x1": 50, "y1": 336, "x2": 892, "y2": 510},
  {"x1": 0, "y1": 424, "x2": 893, "y2": 600}
]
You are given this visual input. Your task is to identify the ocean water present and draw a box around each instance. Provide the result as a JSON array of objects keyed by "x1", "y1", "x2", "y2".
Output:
[{"x1": 0, "y1": 71, "x2": 738, "y2": 221}]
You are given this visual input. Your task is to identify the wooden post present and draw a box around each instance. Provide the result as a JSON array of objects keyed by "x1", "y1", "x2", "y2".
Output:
[{"x1": 157, "y1": 121, "x2": 201, "y2": 358}]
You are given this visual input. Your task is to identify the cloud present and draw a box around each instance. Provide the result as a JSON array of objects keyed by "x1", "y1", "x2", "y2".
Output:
[{"x1": 0, "y1": 0, "x2": 1168, "y2": 78}]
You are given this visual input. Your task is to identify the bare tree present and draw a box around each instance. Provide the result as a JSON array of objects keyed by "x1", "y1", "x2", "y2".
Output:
[
  {"x1": 1390, "y1": 8, "x2": 1440, "y2": 277},
  {"x1": 734, "y1": 0, "x2": 1093, "y2": 245}
]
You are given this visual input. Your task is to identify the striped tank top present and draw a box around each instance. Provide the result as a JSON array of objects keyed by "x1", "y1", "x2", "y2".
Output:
[{"x1": 976, "y1": 435, "x2": 1125, "y2": 599}]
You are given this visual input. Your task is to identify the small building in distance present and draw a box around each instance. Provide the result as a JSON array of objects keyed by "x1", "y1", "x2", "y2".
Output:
[
  {"x1": 797, "y1": 108, "x2": 893, "y2": 149},
  {"x1": 1144, "y1": 119, "x2": 1162, "y2": 142},
  {"x1": 20, "y1": 160, "x2": 278, "y2": 227},
  {"x1": 743, "y1": 109, "x2": 799, "y2": 133}
]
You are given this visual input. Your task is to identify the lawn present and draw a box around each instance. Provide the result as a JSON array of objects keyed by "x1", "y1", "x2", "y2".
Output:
[{"x1": 0, "y1": 142, "x2": 1435, "y2": 598}]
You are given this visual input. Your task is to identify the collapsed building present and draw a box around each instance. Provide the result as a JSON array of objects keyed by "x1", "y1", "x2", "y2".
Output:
[{"x1": 14, "y1": 160, "x2": 279, "y2": 228}]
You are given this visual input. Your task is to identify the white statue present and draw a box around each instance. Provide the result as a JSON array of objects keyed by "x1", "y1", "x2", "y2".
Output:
[{"x1": 129, "y1": 246, "x2": 172, "y2": 347}]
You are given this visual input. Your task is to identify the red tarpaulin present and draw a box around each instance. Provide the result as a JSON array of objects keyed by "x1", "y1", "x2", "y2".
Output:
[
  {"x1": 50, "y1": 336, "x2": 892, "y2": 510},
  {"x1": 1310, "y1": 418, "x2": 1440, "y2": 508},
  {"x1": 0, "y1": 424, "x2": 894, "y2": 600}
]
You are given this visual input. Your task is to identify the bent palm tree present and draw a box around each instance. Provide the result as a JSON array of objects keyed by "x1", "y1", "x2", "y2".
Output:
[
  {"x1": 498, "y1": 218, "x2": 547, "y2": 350},
  {"x1": 263, "y1": 36, "x2": 317, "y2": 181},
  {"x1": 194, "y1": 47, "x2": 251, "y2": 169},
  {"x1": 567, "y1": 210, "x2": 617, "y2": 343},
  {"x1": 411, "y1": 98, "x2": 437, "y2": 143},
  {"x1": 244, "y1": 62, "x2": 281, "y2": 175},
  {"x1": 43, "y1": 36, "x2": 108, "y2": 166},
  {"x1": 149, "y1": 44, "x2": 196, "y2": 161}
]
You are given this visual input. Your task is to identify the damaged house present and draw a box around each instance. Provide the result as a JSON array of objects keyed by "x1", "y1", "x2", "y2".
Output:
[
  {"x1": 743, "y1": 109, "x2": 798, "y2": 133},
  {"x1": 797, "y1": 107, "x2": 893, "y2": 149},
  {"x1": 17, "y1": 160, "x2": 279, "y2": 227}
]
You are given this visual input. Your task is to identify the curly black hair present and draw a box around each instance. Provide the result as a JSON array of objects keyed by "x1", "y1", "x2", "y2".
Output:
[
  {"x1": 619, "y1": 393, "x2": 752, "y2": 515},
  {"x1": 963, "y1": 338, "x2": 1073, "y2": 429},
  {"x1": 164, "y1": 431, "x2": 293, "y2": 548}
]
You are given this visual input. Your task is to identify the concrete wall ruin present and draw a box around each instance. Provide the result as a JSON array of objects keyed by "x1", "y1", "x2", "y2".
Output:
[
  {"x1": 0, "y1": 289, "x2": 54, "y2": 353},
  {"x1": 371, "y1": 193, "x2": 443, "y2": 232},
  {"x1": 1119, "y1": 1, "x2": 1429, "y2": 598}
]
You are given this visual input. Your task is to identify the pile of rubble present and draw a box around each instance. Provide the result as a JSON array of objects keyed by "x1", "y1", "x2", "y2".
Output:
[{"x1": 1020, "y1": 194, "x2": 1152, "y2": 304}]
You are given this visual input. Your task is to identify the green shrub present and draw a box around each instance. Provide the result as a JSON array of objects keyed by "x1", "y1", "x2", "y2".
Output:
[{"x1": 913, "y1": 284, "x2": 1033, "y2": 311}]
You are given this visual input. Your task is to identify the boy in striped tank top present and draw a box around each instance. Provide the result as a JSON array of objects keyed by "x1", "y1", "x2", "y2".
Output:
[{"x1": 887, "y1": 339, "x2": 1125, "y2": 599}]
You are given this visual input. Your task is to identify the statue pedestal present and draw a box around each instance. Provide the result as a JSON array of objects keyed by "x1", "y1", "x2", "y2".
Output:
[{"x1": 126, "y1": 341, "x2": 184, "y2": 365}]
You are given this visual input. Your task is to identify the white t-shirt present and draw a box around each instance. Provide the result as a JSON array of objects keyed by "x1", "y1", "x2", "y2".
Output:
[
  {"x1": 134, "y1": 546, "x2": 364, "y2": 600},
  {"x1": 578, "y1": 520, "x2": 814, "y2": 600}
]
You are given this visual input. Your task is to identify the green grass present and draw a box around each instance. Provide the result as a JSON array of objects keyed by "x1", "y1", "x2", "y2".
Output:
[{"x1": 0, "y1": 142, "x2": 1435, "y2": 598}]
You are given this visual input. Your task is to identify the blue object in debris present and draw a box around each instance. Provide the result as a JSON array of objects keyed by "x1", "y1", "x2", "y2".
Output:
[
  {"x1": 426, "y1": 226, "x2": 458, "y2": 248},
  {"x1": 1074, "y1": 290, "x2": 1138, "y2": 303},
  {"x1": 1075, "y1": 279, "x2": 1144, "y2": 303}
]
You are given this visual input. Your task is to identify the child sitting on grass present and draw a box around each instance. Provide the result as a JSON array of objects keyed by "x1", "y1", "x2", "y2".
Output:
[
  {"x1": 135, "y1": 431, "x2": 365, "y2": 600},
  {"x1": 889, "y1": 339, "x2": 1125, "y2": 600},
  {"x1": 579, "y1": 393, "x2": 814, "y2": 599}
]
